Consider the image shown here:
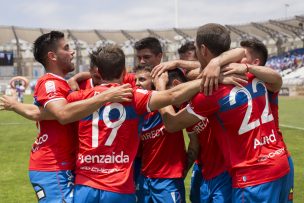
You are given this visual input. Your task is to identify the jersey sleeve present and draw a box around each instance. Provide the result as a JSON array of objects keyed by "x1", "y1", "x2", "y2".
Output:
[
  {"x1": 35, "y1": 80, "x2": 67, "y2": 108},
  {"x1": 67, "y1": 90, "x2": 87, "y2": 103},
  {"x1": 186, "y1": 93, "x2": 219, "y2": 120},
  {"x1": 133, "y1": 88, "x2": 153, "y2": 115}
]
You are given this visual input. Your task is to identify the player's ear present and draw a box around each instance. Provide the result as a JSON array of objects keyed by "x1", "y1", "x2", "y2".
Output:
[
  {"x1": 253, "y1": 58, "x2": 260, "y2": 66},
  {"x1": 200, "y1": 44, "x2": 208, "y2": 57},
  {"x1": 47, "y1": 51, "x2": 57, "y2": 62}
]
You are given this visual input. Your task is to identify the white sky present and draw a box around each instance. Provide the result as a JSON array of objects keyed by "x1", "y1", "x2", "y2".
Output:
[{"x1": 0, "y1": 0, "x2": 303, "y2": 30}]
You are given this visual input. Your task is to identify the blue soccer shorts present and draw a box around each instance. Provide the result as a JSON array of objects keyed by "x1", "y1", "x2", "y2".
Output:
[
  {"x1": 199, "y1": 171, "x2": 232, "y2": 203},
  {"x1": 232, "y1": 171, "x2": 292, "y2": 203},
  {"x1": 29, "y1": 170, "x2": 74, "y2": 203},
  {"x1": 137, "y1": 175, "x2": 185, "y2": 203},
  {"x1": 189, "y1": 163, "x2": 202, "y2": 203},
  {"x1": 73, "y1": 184, "x2": 136, "y2": 203}
]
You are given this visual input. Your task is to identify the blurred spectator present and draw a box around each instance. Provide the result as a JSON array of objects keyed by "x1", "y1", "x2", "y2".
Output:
[
  {"x1": 15, "y1": 81, "x2": 25, "y2": 103},
  {"x1": 178, "y1": 41, "x2": 197, "y2": 61},
  {"x1": 266, "y1": 48, "x2": 304, "y2": 72}
]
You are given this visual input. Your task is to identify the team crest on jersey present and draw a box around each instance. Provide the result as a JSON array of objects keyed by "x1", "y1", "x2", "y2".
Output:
[{"x1": 45, "y1": 81, "x2": 56, "y2": 93}]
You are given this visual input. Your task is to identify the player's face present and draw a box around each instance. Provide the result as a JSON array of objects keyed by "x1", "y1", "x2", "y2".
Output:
[
  {"x1": 55, "y1": 39, "x2": 75, "y2": 73},
  {"x1": 136, "y1": 48, "x2": 162, "y2": 67},
  {"x1": 89, "y1": 66, "x2": 102, "y2": 86},
  {"x1": 135, "y1": 70, "x2": 153, "y2": 90},
  {"x1": 241, "y1": 47, "x2": 259, "y2": 65},
  {"x1": 179, "y1": 50, "x2": 197, "y2": 61}
]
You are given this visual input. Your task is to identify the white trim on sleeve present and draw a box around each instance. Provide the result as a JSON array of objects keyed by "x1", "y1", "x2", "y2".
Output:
[
  {"x1": 185, "y1": 104, "x2": 207, "y2": 121},
  {"x1": 44, "y1": 98, "x2": 66, "y2": 108},
  {"x1": 146, "y1": 91, "x2": 156, "y2": 113}
]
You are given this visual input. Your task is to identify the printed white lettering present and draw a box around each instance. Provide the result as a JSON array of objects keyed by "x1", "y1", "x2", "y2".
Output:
[
  {"x1": 32, "y1": 134, "x2": 48, "y2": 152},
  {"x1": 257, "y1": 148, "x2": 285, "y2": 162},
  {"x1": 141, "y1": 126, "x2": 165, "y2": 141},
  {"x1": 254, "y1": 130, "x2": 276, "y2": 149},
  {"x1": 193, "y1": 119, "x2": 209, "y2": 134},
  {"x1": 78, "y1": 151, "x2": 129, "y2": 164}
]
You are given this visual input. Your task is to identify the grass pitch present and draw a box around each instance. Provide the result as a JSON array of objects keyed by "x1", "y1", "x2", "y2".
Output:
[{"x1": 0, "y1": 95, "x2": 303, "y2": 202}]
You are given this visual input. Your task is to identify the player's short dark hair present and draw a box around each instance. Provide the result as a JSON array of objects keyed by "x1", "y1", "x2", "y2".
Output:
[
  {"x1": 33, "y1": 31, "x2": 64, "y2": 67},
  {"x1": 240, "y1": 39, "x2": 268, "y2": 66},
  {"x1": 178, "y1": 41, "x2": 195, "y2": 55},
  {"x1": 167, "y1": 68, "x2": 187, "y2": 87},
  {"x1": 133, "y1": 64, "x2": 153, "y2": 73},
  {"x1": 134, "y1": 37, "x2": 162, "y2": 55},
  {"x1": 196, "y1": 23, "x2": 231, "y2": 56},
  {"x1": 90, "y1": 45, "x2": 125, "y2": 81}
]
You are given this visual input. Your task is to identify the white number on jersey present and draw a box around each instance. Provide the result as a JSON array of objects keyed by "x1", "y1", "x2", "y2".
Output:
[
  {"x1": 229, "y1": 79, "x2": 273, "y2": 135},
  {"x1": 92, "y1": 103, "x2": 126, "y2": 148}
]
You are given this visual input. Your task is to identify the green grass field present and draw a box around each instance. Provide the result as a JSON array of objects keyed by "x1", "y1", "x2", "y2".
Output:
[{"x1": 0, "y1": 95, "x2": 303, "y2": 203}]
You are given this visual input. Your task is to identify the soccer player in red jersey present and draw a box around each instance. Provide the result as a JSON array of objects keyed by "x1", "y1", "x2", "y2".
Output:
[
  {"x1": 161, "y1": 23, "x2": 290, "y2": 203},
  {"x1": 0, "y1": 31, "x2": 133, "y2": 202},
  {"x1": 222, "y1": 38, "x2": 294, "y2": 203},
  {"x1": 134, "y1": 65, "x2": 187, "y2": 203},
  {"x1": 66, "y1": 45, "x2": 203, "y2": 203}
]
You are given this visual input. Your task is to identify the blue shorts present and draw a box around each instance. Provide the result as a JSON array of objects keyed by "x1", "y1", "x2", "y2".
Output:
[
  {"x1": 232, "y1": 171, "x2": 292, "y2": 203},
  {"x1": 29, "y1": 170, "x2": 74, "y2": 203},
  {"x1": 73, "y1": 185, "x2": 136, "y2": 203},
  {"x1": 189, "y1": 163, "x2": 202, "y2": 203},
  {"x1": 281, "y1": 156, "x2": 294, "y2": 203},
  {"x1": 200, "y1": 171, "x2": 232, "y2": 203},
  {"x1": 137, "y1": 175, "x2": 185, "y2": 203}
]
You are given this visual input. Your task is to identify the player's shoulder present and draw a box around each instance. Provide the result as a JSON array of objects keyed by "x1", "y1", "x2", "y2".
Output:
[{"x1": 37, "y1": 73, "x2": 67, "y2": 86}]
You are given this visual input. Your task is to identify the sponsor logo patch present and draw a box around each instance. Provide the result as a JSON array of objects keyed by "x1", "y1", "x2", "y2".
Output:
[{"x1": 45, "y1": 81, "x2": 56, "y2": 93}]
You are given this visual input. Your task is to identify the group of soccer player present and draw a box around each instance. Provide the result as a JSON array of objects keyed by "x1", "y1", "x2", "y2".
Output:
[{"x1": 0, "y1": 22, "x2": 294, "y2": 203}]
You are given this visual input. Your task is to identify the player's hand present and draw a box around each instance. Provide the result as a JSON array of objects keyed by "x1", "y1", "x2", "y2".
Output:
[
  {"x1": 153, "y1": 71, "x2": 169, "y2": 91},
  {"x1": 222, "y1": 63, "x2": 247, "y2": 75},
  {"x1": 0, "y1": 95, "x2": 18, "y2": 111},
  {"x1": 151, "y1": 61, "x2": 178, "y2": 78},
  {"x1": 67, "y1": 77, "x2": 80, "y2": 91},
  {"x1": 104, "y1": 84, "x2": 133, "y2": 103},
  {"x1": 197, "y1": 59, "x2": 221, "y2": 96},
  {"x1": 220, "y1": 73, "x2": 248, "y2": 87}
]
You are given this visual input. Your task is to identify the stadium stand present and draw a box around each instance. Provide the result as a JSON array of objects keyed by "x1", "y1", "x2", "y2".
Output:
[{"x1": 0, "y1": 15, "x2": 304, "y2": 95}]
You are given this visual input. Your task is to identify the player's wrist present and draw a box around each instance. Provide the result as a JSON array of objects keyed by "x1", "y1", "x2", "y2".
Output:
[{"x1": 244, "y1": 63, "x2": 250, "y2": 73}]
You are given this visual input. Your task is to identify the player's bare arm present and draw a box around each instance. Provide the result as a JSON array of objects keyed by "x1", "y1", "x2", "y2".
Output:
[
  {"x1": 152, "y1": 71, "x2": 183, "y2": 126},
  {"x1": 45, "y1": 84, "x2": 132, "y2": 125},
  {"x1": 185, "y1": 132, "x2": 200, "y2": 176},
  {"x1": 151, "y1": 60, "x2": 200, "y2": 78},
  {"x1": 198, "y1": 48, "x2": 245, "y2": 95},
  {"x1": 222, "y1": 63, "x2": 282, "y2": 92},
  {"x1": 0, "y1": 95, "x2": 55, "y2": 121},
  {"x1": 148, "y1": 73, "x2": 201, "y2": 112},
  {"x1": 67, "y1": 72, "x2": 91, "y2": 90}
]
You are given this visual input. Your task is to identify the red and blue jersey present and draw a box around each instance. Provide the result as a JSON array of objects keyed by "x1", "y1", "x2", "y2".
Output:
[
  {"x1": 268, "y1": 91, "x2": 290, "y2": 156},
  {"x1": 140, "y1": 110, "x2": 186, "y2": 178},
  {"x1": 30, "y1": 73, "x2": 77, "y2": 171},
  {"x1": 186, "y1": 117, "x2": 227, "y2": 180},
  {"x1": 67, "y1": 83, "x2": 152, "y2": 194},
  {"x1": 187, "y1": 74, "x2": 289, "y2": 188}
]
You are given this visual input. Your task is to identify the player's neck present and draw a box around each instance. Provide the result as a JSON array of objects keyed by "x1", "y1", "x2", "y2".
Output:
[
  {"x1": 46, "y1": 65, "x2": 66, "y2": 78},
  {"x1": 101, "y1": 78, "x2": 122, "y2": 85}
]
